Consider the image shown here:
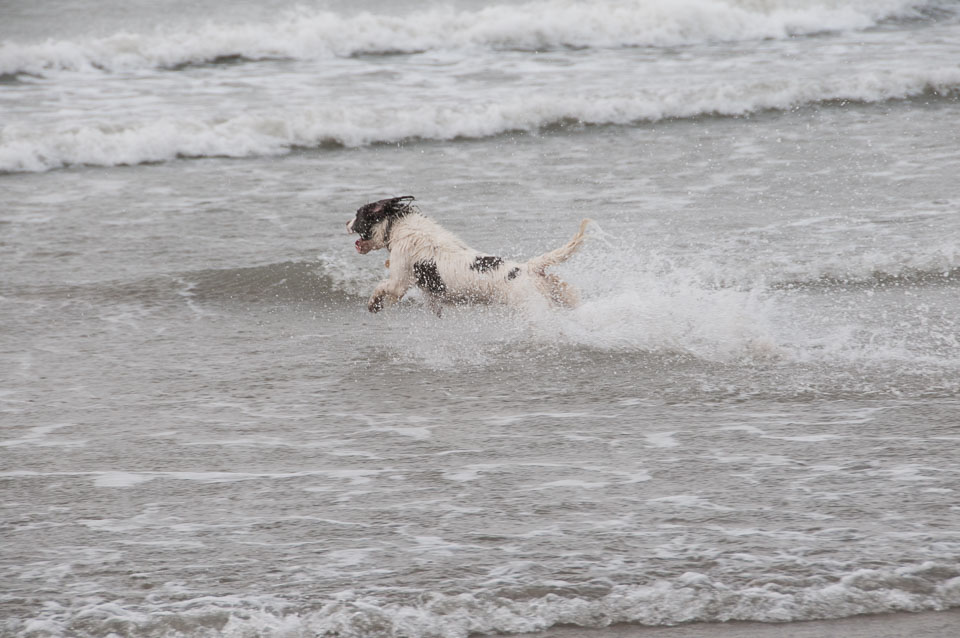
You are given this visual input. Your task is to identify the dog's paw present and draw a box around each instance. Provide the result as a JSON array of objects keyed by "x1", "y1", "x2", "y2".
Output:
[{"x1": 368, "y1": 294, "x2": 384, "y2": 313}]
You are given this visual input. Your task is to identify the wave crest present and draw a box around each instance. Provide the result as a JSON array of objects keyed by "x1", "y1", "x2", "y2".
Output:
[
  {"x1": 182, "y1": 260, "x2": 363, "y2": 304},
  {"x1": 8, "y1": 563, "x2": 960, "y2": 637},
  {"x1": 0, "y1": 0, "x2": 951, "y2": 75},
  {"x1": 3, "y1": 70, "x2": 958, "y2": 173}
]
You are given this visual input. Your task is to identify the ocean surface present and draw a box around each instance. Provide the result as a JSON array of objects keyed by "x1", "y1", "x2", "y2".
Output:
[{"x1": 2, "y1": 1, "x2": 960, "y2": 637}]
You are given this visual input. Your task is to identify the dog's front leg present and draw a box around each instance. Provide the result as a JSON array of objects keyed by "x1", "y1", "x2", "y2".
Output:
[
  {"x1": 368, "y1": 284, "x2": 403, "y2": 313},
  {"x1": 367, "y1": 263, "x2": 412, "y2": 313}
]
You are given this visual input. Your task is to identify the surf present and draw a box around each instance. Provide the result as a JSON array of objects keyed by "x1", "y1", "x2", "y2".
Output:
[
  {"x1": 1, "y1": 0, "x2": 953, "y2": 75},
  {"x1": 3, "y1": 71, "x2": 959, "y2": 173}
]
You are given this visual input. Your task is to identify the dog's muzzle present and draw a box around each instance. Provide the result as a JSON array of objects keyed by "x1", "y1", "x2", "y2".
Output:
[
  {"x1": 347, "y1": 217, "x2": 374, "y2": 253},
  {"x1": 347, "y1": 217, "x2": 373, "y2": 255}
]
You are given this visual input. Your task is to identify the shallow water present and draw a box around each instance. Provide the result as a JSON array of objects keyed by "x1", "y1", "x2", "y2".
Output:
[{"x1": 2, "y1": 1, "x2": 960, "y2": 637}]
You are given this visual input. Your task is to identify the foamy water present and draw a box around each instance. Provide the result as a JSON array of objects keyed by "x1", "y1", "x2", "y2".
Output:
[
  {"x1": 2, "y1": 1, "x2": 960, "y2": 637},
  {"x1": 2, "y1": 0, "x2": 960, "y2": 172},
  {"x1": 0, "y1": 0, "x2": 938, "y2": 72}
]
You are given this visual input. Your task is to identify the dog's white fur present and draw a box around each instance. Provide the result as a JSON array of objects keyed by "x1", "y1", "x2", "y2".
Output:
[{"x1": 351, "y1": 210, "x2": 591, "y2": 314}]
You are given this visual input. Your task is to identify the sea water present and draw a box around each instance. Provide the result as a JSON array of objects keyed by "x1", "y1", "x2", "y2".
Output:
[{"x1": 2, "y1": 1, "x2": 960, "y2": 636}]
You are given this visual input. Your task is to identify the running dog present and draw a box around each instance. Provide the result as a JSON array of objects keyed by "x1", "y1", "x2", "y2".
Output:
[{"x1": 346, "y1": 196, "x2": 590, "y2": 314}]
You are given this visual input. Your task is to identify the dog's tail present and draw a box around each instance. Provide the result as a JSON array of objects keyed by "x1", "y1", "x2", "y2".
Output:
[{"x1": 526, "y1": 218, "x2": 592, "y2": 275}]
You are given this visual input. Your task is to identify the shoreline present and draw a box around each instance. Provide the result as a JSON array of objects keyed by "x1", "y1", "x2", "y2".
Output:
[{"x1": 507, "y1": 609, "x2": 960, "y2": 638}]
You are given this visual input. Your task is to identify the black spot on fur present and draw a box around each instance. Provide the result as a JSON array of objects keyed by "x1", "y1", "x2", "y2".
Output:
[
  {"x1": 470, "y1": 255, "x2": 503, "y2": 273},
  {"x1": 507, "y1": 267, "x2": 521, "y2": 280},
  {"x1": 414, "y1": 260, "x2": 446, "y2": 296}
]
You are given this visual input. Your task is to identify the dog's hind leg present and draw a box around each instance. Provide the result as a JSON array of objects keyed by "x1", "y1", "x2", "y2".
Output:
[
  {"x1": 548, "y1": 273, "x2": 580, "y2": 307},
  {"x1": 425, "y1": 295, "x2": 444, "y2": 318},
  {"x1": 535, "y1": 272, "x2": 580, "y2": 308}
]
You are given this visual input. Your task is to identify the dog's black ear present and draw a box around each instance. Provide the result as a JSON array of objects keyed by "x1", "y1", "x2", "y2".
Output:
[{"x1": 384, "y1": 195, "x2": 415, "y2": 217}]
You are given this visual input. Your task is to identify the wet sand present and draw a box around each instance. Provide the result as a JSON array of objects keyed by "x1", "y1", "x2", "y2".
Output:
[{"x1": 512, "y1": 609, "x2": 960, "y2": 638}]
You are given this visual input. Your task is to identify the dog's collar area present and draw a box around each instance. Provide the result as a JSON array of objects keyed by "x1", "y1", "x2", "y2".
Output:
[{"x1": 383, "y1": 217, "x2": 396, "y2": 250}]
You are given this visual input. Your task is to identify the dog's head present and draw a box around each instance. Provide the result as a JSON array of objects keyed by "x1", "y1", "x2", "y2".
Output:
[{"x1": 347, "y1": 196, "x2": 416, "y2": 254}]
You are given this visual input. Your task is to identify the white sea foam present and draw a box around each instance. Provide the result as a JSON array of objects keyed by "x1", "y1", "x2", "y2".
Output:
[
  {"x1": 0, "y1": 422, "x2": 82, "y2": 447},
  {"x1": 346, "y1": 223, "x2": 959, "y2": 371},
  {"x1": 3, "y1": 66, "x2": 959, "y2": 173},
  {"x1": 540, "y1": 259, "x2": 784, "y2": 362},
  {"x1": 0, "y1": 0, "x2": 942, "y2": 75},
  {"x1": 9, "y1": 563, "x2": 959, "y2": 637},
  {"x1": 92, "y1": 471, "x2": 153, "y2": 487},
  {"x1": 645, "y1": 432, "x2": 680, "y2": 448}
]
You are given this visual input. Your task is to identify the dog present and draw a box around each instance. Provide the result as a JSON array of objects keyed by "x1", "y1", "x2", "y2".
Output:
[{"x1": 346, "y1": 196, "x2": 590, "y2": 314}]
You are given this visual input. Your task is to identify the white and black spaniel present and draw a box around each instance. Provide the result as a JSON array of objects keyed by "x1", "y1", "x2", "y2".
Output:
[{"x1": 347, "y1": 196, "x2": 590, "y2": 314}]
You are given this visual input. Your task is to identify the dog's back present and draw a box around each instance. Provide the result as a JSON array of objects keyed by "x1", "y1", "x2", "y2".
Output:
[{"x1": 394, "y1": 214, "x2": 591, "y2": 309}]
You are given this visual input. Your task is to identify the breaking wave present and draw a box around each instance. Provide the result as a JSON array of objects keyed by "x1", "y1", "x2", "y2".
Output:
[
  {"x1": 180, "y1": 260, "x2": 365, "y2": 304},
  {"x1": 7, "y1": 562, "x2": 960, "y2": 638},
  {"x1": 3, "y1": 260, "x2": 368, "y2": 308},
  {"x1": 3, "y1": 70, "x2": 959, "y2": 173},
  {"x1": 660, "y1": 235, "x2": 960, "y2": 291},
  {"x1": 0, "y1": 0, "x2": 954, "y2": 75},
  {"x1": 10, "y1": 235, "x2": 957, "y2": 371}
]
